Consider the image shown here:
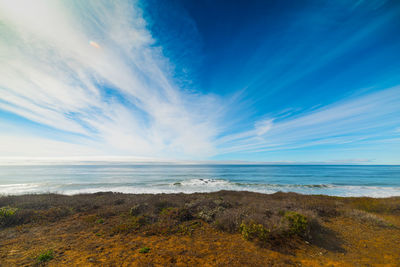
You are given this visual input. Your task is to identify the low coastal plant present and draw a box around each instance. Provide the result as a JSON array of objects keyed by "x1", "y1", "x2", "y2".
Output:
[
  {"x1": 239, "y1": 221, "x2": 270, "y2": 242},
  {"x1": 345, "y1": 209, "x2": 391, "y2": 228},
  {"x1": 0, "y1": 206, "x2": 18, "y2": 226},
  {"x1": 139, "y1": 247, "x2": 150, "y2": 253},
  {"x1": 96, "y1": 218, "x2": 105, "y2": 224},
  {"x1": 283, "y1": 211, "x2": 309, "y2": 237},
  {"x1": 37, "y1": 249, "x2": 54, "y2": 263},
  {"x1": 0, "y1": 206, "x2": 18, "y2": 217}
]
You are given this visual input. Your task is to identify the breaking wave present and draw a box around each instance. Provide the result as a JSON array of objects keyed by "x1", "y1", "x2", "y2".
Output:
[{"x1": 1, "y1": 178, "x2": 400, "y2": 198}]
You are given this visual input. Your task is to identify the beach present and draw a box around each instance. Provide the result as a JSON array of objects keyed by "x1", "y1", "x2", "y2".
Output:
[{"x1": 1, "y1": 191, "x2": 400, "y2": 266}]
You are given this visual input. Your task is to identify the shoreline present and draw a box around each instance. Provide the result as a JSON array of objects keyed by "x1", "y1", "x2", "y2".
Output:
[
  {"x1": 2, "y1": 188, "x2": 400, "y2": 198},
  {"x1": 1, "y1": 191, "x2": 400, "y2": 265}
]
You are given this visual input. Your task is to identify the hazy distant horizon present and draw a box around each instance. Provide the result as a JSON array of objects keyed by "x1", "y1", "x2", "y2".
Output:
[{"x1": 0, "y1": 157, "x2": 398, "y2": 166}]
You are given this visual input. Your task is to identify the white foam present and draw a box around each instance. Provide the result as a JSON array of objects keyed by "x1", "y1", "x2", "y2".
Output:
[
  {"x1": 0, "y1": 183, "x2": 42, "y2": 195},
  {"x1": 176, "y1": 178, "x2": 231, "y2": 186},
  {"x1": 1, "y1": 180, "x2": 400, "y2": 198}
]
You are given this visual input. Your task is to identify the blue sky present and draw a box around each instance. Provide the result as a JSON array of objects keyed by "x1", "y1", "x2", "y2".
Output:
[{"x1": 0, "y1": 0, "x2": 399, "y2": 164}]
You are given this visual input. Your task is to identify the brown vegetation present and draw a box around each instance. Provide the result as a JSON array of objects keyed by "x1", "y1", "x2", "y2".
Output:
[{"x1": 1, "y1": 191, "x2": 400, "y2": 266}]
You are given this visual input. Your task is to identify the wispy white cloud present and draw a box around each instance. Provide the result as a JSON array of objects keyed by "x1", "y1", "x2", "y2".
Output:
[
  {"x1": 0, "y1": 0, "x2": 399, "y2": 162},
  {"x1": 0, "y1": 0, "x2": 221, "y2": 158},
  {"x1": 218, "y1": 87, "x2": 400, "y2": 154}
]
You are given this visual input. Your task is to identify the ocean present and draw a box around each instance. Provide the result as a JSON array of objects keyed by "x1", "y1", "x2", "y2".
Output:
[{"x1": 0, "y1": 164, "x2": 399, "y2": 197}]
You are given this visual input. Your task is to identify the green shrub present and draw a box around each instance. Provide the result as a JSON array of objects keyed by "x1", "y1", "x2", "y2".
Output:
[
  {"x1": 96, "y1": 218, "x2": 104, "y2": 224},
  {"x1": 283, "y1": 211, "x2": 308, "y2": 236},
  {"x1": 0, "y1": 206, "x2": 18, "y2": 226},
  {"x1": 239, "y1": 221, "x2": 270, "y2": 242},
  {"x1": 0, "y1": 206, "x2": 18, "y2": 218},
  {"x1": 37, "y1": 249, "x2": 54, "y2": 263},
  {"x1": 139, "y1": 247, "x2": 150, "y2": 253}
]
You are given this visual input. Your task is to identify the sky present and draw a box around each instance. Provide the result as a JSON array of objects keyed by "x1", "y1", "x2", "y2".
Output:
[{"x1": 0, "y1": 0, "x2": 399, "y2": 164}]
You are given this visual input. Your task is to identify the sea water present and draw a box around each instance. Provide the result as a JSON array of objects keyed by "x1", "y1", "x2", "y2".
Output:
[{"x1": 0, "y1": 164, "x2": 399, "y2": 197}]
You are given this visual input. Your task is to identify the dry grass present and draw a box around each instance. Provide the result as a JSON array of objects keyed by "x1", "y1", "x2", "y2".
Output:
[
  {"x1": 1, "y1": 191, "x2": 399, "y2": 249},
  {"x1": 348, "y1": 197, "x2": 400, "y2": 213},
  {"x1": 344, "y1": 209, "x2": 392, "y2": 227}
]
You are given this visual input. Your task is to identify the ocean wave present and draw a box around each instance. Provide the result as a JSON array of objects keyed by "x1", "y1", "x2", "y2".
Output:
[
  {"x1": 172, "y1": 179, "x2": 334, "y2": 189},
  {"x1": 172, "y1": 178, "x2": 232, "y2": 186},
  {"x1": 0, "y1": 183, "x2": 42, "y2": 195},
  {"x1": 64, "y1": 185, "x2": 400, "y2": 198},
  {"x1": 1, "y1": 179, "x2": 400, "y2": 198}
]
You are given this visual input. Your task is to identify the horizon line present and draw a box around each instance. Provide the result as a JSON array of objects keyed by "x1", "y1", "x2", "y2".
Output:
[{"x1": 0, "y1": 156, "x2": 398, "y2": 166}]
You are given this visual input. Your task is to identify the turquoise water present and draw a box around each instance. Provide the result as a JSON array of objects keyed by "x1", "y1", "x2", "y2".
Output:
[{"x1": 0, "y1": 164, "x2": 399, "y2": 197}]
